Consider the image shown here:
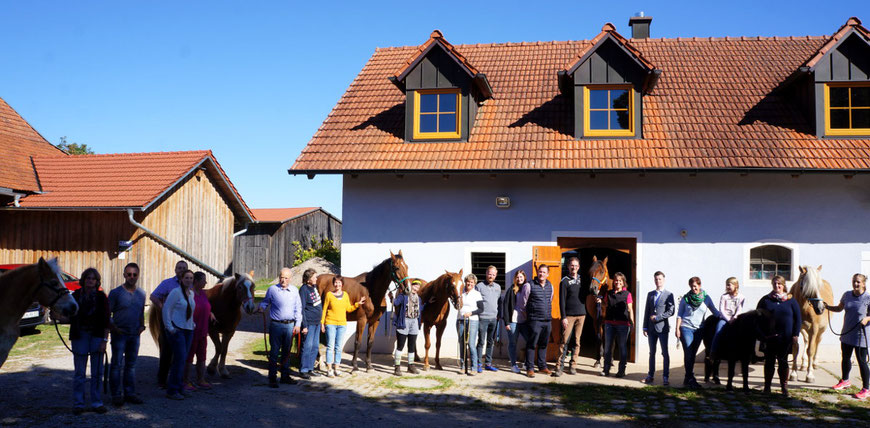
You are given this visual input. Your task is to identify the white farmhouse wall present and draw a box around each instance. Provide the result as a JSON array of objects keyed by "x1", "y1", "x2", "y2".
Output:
[{"x1": 340, "y1": 173, "x2": 870, "y2": 361}]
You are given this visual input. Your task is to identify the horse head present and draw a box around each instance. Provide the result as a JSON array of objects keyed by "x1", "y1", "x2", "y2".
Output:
[
  {"x1": 798, "y1": 265, "x2": 826, "y2": 315},
  {"x1": 390, "y1": 250, "x2": 411, "y2": 293},
  {"x1": 36, "y1": 258, "x2": 78, "y2": 318},
  {"x1": 231, "y1": 272, "x2": 256, "y2": 315},
  {"x1": 447, "y1": 269, "x2": 463, "y2": 310},
  {"x1": 588, "y1": 255, "x2": 610, "y2": 296}
]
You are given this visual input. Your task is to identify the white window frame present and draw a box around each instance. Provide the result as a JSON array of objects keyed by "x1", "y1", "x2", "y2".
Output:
[{"x1": 743, "y1": 242, "x2": 799, "y2": 287}]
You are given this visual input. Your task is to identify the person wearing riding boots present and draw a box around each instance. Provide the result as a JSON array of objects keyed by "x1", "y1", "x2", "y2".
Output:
[
  {"x1": 756, "y1": 275, "x2": 801, "y2": 396},
  {"x1": 676, "y1": 276, "x2": 722, "y2": 389},
  {"x1": 642, "y1": 271, "x2": 675, "y2": 386},
  {"x1": 162, "y1": 270, "x2": 197, "y2": 400},
  {"x1": 320, "y1": 276, "x2": 366, "y2": 378},
  {"x1": 258, "y1": 267, "x2": 303, "y2": 388},
  {"x1": 149, "y1": 260, "x2": 188, "y2": 388},
  {"x1": 66, "y1": 267, "x2": 110, "y2": 415},
  {"x1": 458, "y1": 274, "x2": 483, "y2": 376},
  {"x1": 517, "y1": 264, "x2": 555, "y2": 378},
  {"x1": 601, "y1": 272, "x2": 634, "y2": 378},
  {"x1": 711, "y1": 277, "x2": 745, "y2": 359},
  {"x1": 826, "y1": 273, "x2": 870, "y2": 400},
  {"x1": 555, "y1": 257, "x2": 585, "y2": 377},
  {"x1": 476, "y1": 266, "x2": 503, "y2": 373},
  {"x1": 298, "y1": 268, "x2": 322, "y2": 379},
  {"x1": 502, "y1": 270, "x2": 528, "y2": 374},
  {"x1": 108, "y1": 263, "x2": 146, "y2": 407},
  {"x1": 184, "y1": 272, "x2": 215, "y2": 392},
  {"x1": 392, "y1": 280, "x2": 424, "y2": 376}
]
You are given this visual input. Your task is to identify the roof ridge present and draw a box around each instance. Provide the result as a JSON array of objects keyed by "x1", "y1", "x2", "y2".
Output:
[{"x1": 33, "y1": 149, "x2": 212, "y2": 159}]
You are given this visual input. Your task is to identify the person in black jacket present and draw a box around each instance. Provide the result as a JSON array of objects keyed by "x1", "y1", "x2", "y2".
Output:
[
  {"x1": 554, "y1": 257, "x2": 585, "y2": 377},
  {"x1": 298, "y1": 269, "x2": 322, "y2": 379},
  {"x1": 66, "y1": 268, "x2": 111, "y2": 415},
  {"x1": 501, "y1": 270, "x2": 528, "y2": 374},
  {"x1": 756, "y1": 275, "x2": 801, "y2": 396}
]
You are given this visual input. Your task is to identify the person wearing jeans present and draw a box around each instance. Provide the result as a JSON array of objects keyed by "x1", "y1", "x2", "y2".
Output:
[
  {"x1": 298, "y1": 269, "x2": 322, "y2": 378},
  {"x1": 108, "y1": 262, "x2": 146, "y2": 406},
  {"x1": 476, "y1": 266, "x2": 503, "y2": 372},
  {"x1": 517, "y1": 264, "x2": 554, "y2": 378},
  {"x1": 65, "y1": 267, "x2": 110, "y2": 415},
  {"x1": 501, "y1": 270, "x2": 528, "y2": 373},
  {"x1": 320, "y1": 276, "x2": 365, "y2": 378},
  {"x1": 642, "y1": 271, "x2": 675, "y2": 385},
  {"x1": 258, "y1": 268, "x2": 303, "y2": 387},
  {"x1": 675, "y1": 276, "x2": 721, "y2": 389},
  {"x1": 162, "y1": 270, "x2": 196, "y2": 400},
  {"x1": 601, "y1": 272, "x2": 634, "y2": 378},
  {"x1": 458, "y1": 274, "x2": 483, "y2": 375}
]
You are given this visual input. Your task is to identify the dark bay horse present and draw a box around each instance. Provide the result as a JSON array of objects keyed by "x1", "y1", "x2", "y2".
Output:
[
  {"x1": 702, "y1": 309, "x2": 776, "y2": 391},
  {"x1": 206, "y1": 273, "x2": 256, "y2": 378},
  {"x1": 316, "y1": 251, "x2": 410, "y2": 372},
  {"x1": 0, "y1": 258, "x2": 79, "y2": 368},
  {"x1": 417, "y1": 270, "x2": 463, "y2": 370},
  {"x1": 584, "y1": 256, "x2": 610, "y2": 368}
]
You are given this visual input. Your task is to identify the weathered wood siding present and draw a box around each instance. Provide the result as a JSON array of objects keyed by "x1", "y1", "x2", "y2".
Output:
[
  {"x1": 0, "y1": 169, "x2": 237, "y2": 295},
  {"x1": 234, "y1": 209, "x2": 341, "y2": 280}
]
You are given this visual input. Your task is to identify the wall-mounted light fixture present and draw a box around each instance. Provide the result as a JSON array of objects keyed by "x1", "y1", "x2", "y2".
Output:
[{"x1": 496, "y1": 196, "x2": 511, "y2": 208}]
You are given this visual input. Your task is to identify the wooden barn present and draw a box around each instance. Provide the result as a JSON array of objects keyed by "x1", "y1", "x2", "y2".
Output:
[
  {"x1": 234, "y1": 207, "x2": 341, "y2": 280},
  {"x1": 0, "y1": 98, "x2": 253, "y2": 293},
  {"x1": 291, "y1": 16, "x2": 870, "y2": 360}
]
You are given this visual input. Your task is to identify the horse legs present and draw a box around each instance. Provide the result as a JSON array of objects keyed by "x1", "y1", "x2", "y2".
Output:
[
  {"x1": 791, "y1": 330, "x2": 804, "y2": 381},
  {"x1": 365, "y1": 318, "x2": 381, "y2": 372},
  {"x1": 218, "y1": 331, "x2": 234, "y2": 378},
  {"x1": 350, "y1": 319, "x2": 365, "y2": 373},
  {"x1": 805, "y1": 327, "x2": 821, "y2": 383},
  {"x1": 207, "y1": 330, "x2": 222, "y2": 376},
  {"x1": 726, "y1": 359, "x2": 736, "y2": 391},
  {"x1": 740, "y1": 358, "x2": 750, "y2": 392},
  {"x1": 422, "y1": 323, "x2": 432, "y2": 371},
  {"x1": 434, "y1": 322, "x2": 445, "y2": 370}
]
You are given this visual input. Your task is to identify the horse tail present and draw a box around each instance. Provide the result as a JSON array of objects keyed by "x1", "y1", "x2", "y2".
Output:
[{"x1": 148, "y1": 307, "x2": 163, "y2": 346}]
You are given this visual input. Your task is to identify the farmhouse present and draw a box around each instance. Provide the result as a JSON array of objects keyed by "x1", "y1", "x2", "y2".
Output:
[
  {"x1": 234, "y1": 207, "x2": 341, "y2": 280},
  {"x1": 0, "y1": 97, "x2": 253, "y2": 293},
  {"x1": 292, "y1": 16, "x2": 870, "y2": 359}
]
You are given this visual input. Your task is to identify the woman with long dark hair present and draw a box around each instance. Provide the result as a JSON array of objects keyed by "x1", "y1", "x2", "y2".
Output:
[
  {"x1": 501, "y1": 270, "x2": 528, "y2": 374},
  {"x1": 162, "y1": 269, "x2": 196, "y2": 400},
  {"x1": 601, "y1": 272, "x2": 634, "y2": 378}
]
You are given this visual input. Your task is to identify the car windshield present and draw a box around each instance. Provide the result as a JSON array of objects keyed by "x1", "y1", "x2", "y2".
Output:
[{"x1": 60, "y1": 272, "x2": 78, "y2": 282}]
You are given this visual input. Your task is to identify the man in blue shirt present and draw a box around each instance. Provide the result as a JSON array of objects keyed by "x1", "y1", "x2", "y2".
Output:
[
  {"x1": 108, "y1": 263, "x2": 146, "y2": 406},
  {"x1": 258, "y1": 267, "x2": 302, "y2": 387},
  {"x1": 149, "y1": 260, "x2": 187, "y2": 388}
]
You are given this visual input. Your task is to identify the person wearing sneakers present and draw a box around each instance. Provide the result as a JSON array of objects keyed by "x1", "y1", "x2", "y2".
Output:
[
  {"x1": 162, "y1": 270, "x2": 196, "y2": 400},
  {"x1": 642, "y1": 271, "x2": 674, "y2": 386},
  {"x1": 108, "y1": 263, "x2": 146, "y2": 407},
  {"x1": 501, "y1": 270, "x2": 528, "y2": 374},
  {"x1": 392, "y1": 280, "x2": 424, "y2": 376},
  {"x1": 826, "y1": 273, "x2": 870, "y2": 400},
  {"x1": 183, "y1": 272, "x2": 215, "y2": 393},
  {"x1": 475, "y1": 266, "x2": 503, "y2": 373},
  {"x1": 554, "y1": 257, "x2": 585, "y2": 377},
  {"x1": 457, "y1": 274, "x2": 483, "y2": 375},
  {"x1": 298, "y1": 269, "x2": 322, "y2": 379},
  {"x1": 518, "y1": 264, "x2": 554, "y2": 378},
  {"x1": 321, "y1": 276, "x2": 366, "y2": 378},
  {"x1": 258, "y1": 267, "x2": 303, "y2": 388},
  {"x1": 675, "y1": 276, "x2": 721, "y2": 389}
]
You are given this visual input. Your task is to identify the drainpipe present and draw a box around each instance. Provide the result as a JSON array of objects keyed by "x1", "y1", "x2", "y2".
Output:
[
  {"x1": 14, "y1": 195, "x2": 21, "y2": 208},
  {"x1": 233, "y1": 227, "x2": 248, "y2": 238},
  {"x1": 127, "y1": 209, "x2": 225, "y2": 279}
]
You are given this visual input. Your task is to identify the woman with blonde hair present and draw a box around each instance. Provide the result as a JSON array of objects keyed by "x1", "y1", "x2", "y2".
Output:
[
  {"x1": 501, "y1": 270, "x2": 528, "y2": 373},
  {"x1": 826, "y1": 273, "x2": 870, "y2": 400},
  {"x1": 711, "y1": 277, "x2": 745, "y2": 362}
]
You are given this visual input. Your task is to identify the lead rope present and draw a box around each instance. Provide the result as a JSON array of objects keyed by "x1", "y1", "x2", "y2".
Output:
[
  {"x1": 53, "y1": 320, "x2": 110, "y2": 394},
  {"x1": 826, "y1": 307, "x2": 870, "y2": 364}
]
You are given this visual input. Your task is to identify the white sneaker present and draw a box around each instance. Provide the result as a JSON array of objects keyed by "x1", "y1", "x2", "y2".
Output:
[
  {"x1": 333, "y1": 367, "x2": 341, "y2": 377},
  {"x1": 326, "y1": 369, "x2": 335, "y2": 378}
]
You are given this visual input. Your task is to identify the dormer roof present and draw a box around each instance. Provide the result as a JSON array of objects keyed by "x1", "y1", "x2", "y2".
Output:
[
  {"x1": 804, "y1": 17, "x2": 870, "y2": 70},
  {"x1": 564, "y1": 23, "x2": 657, "y2": 75}
]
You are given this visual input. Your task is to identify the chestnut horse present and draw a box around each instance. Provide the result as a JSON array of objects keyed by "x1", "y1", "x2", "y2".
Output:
[
  {"x1": 417, "y1": 270, "x2": 463, "y2": 370},
  {"x1": 316, "y1": 251, "x2": 410, "y2": 372},
  {"x1": 206, "y1": 273, "x2": 256, "y2": 378},
  {"x1": 584, "y1": 256, "x2": 610, "y2": 368},
  {"x1": 0, "y1": 258, "x2": 79, "y2": 368},
  {"x1": 789, "y1": 265, "x2": 833, "y2": 383}
]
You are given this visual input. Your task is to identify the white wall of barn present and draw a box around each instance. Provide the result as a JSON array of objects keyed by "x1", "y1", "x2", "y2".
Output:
[{"x1": 337, "y1": 172, "x2": 870, "y2": 363}]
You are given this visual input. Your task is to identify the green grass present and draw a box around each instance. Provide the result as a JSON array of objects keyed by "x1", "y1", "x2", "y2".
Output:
[
  {"x1": 8, "y1": 323, "x2": 70, "y2": 360},
  {"x1": 381, "y1": 375, "x2": 454, "y2": 392}
]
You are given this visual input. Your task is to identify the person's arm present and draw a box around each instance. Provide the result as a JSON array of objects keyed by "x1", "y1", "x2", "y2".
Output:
[
  {"x1": 791, "y1": 299, "x2": 802, "y2": 338},
  {"x1": 559, "y1": 278, "x2": 568, "y2": 321},
  {"x1": 472, "y1": 295, "x2": 484, "y2": 316},
  {"x1": 162, "y1": 289, "x2": 178, "y2": 335},
  {"x1": 627, "y1": 292, "x2": 634, "y2": 326},
  {"x1": 496, "y1": 288, "x2": 504, "y2": 324},
  {"x1": 718, "y1": 295, "x2": 729, "y2": 320},
  {"x1": 258, "y1": 286, "x2": 272, "y2": 313},
  {"x1": 675, "y1": 299, "x2": 685, "y2": 338},
  {"x1": 661, "y1": 293, "x2": 675, "y2": 320},
  {"x1": 516, "y1": 283, "x2": 531, "y2": 319},
  {"x1": 706, "y1": 295, "x2": 722, "y2": 319},
  {"x1": 321, "y1": 293, "x2": 331, "y2": 325},
  {"x1": 299, "y1": 288, "x2": 310, "y2": 330},
  {"x1": 642, "y1": 293, "x2": 651, "y2": 332},
  {"x1": 107, "y1": 290, "x2": 121, "y2": 334},
  {"x1": 825, "y1": 294, "x2": 845, "y2": 312},
  {"x1": 292, "y1": 288, "x2": 302, "y2": 334}
]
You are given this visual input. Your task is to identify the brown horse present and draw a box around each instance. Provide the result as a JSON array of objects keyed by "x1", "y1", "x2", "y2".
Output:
[
  {"x1": 417, "y1": 270, "x2": 463, "y2": 370},
  {"x1": 584, "y1": 256, "x2": 610, "y2": 368},
  {"x1": 0, "y1": 258, "x2": 79, "y2": 368},
  {"x1": 316, "y1": 251, "x2": 410, "y2": 372},
  {"x1": 789, "y1": 265, "x2": 833, "y2": 383}
]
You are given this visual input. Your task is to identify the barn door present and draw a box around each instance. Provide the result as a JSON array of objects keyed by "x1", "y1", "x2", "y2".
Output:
[{"x1": 532, "y1": 246, "x2": 562, "y2": 361}]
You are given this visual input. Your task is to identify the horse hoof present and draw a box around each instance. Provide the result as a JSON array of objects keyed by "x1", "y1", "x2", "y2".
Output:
[
  {"x1": 435, "y1": 365, "x2": 442, "y2": 371},
  {"x1": 789, "y1": 372, "x2": 797, "y2": 381},
  {"x1": 365, "y1": 367, "x2": 371, "y2": 373},
  {"x1": 423, "y1": 365, "x2": 430, "y2": 371},
  {"x1": 806, "y1": 375, "x2": 815, "y2": 383}
]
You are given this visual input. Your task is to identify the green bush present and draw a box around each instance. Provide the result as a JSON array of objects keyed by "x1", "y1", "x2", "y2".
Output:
[{"x1": 292, "y1": 237, "x2": 340, "y2": 267}]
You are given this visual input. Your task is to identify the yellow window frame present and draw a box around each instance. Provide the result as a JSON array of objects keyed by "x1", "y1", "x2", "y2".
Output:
[
  {"x1": 824, "y1": 82, "x2": 870, "y2": 136},
  {"x1": 413, "y1": 89, "x2": 461, "y2": 140},
  {"x1": 583, "y1": 85, "x2": 635, "y2": 137}
]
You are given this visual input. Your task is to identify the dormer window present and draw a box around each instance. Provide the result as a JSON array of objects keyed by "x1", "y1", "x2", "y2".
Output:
[
  {"x1": 584, "y1": 85, "x2": 634, "y2": 136},
  {"x1": 825, "y1": 83, "x2": 870, "y2": 136},
  {"x1": 414, "y1": 89, "x2": 461, "y2": 139}
]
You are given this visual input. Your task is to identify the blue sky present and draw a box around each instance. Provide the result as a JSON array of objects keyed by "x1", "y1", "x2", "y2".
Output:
[{"x1": 1, "y1": 1, "x2": 867, "y2": 219}]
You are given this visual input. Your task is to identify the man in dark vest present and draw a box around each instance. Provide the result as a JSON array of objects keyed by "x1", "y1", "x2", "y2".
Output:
[{"x1": 518, "y1": 264, "x2": 554, "y2": 378}]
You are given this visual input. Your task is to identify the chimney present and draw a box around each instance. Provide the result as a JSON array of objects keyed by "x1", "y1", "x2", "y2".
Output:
[{"x1": 628, "y1": 12, "x2": 653, "y2": 39}]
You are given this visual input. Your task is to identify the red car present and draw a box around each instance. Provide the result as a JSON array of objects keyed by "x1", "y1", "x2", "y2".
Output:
[{"x1": 0, "y1": 264, "x2": 81, "y2": 331}]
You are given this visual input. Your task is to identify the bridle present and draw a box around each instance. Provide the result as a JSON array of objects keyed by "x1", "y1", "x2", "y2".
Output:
[
  {"x1": 35, "y1": 278, "x2": 71, "y2": 308},
  {"x1": 389, "y1": 259, "x2": 409, "y2": 294}
]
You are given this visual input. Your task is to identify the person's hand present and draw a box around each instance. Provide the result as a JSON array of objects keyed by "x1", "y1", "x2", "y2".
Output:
[
  {"x1": 462, "y1": 312, "x2": 470, "y2": 318},
  {"x1": 643, "y1": 330, "x2": 648, "y2": 337},
  {"x1": 293, "y1": 326, "x2": 300, "y2": 335},
  {"x1": 166, "y1": 327, "x2": 176, "y2": 336},
  {"x1": 505, "y1": 324, "x2": 511, "y2": 332},
  {"x1": 596, "y1": 297, "x2": 602, "y2": 304},
  {"x1": 650, "y1": 315, "x2": 656, "y2": 321},
  {"x1": 302, "y1": 327, "x2": 308, "y2": 335},
  {"x1": 387, "y1": 291, "x2": 394, "y2": 301},
  {"x1": 862, "y1": 317, "x2": 870, "y2": 326},
  {"x1": 792, "y1": 336, "x2": 799, "y2": 345},
  {"x1": 561, "y1": 319, "x2": 568, "y2": 329},
  {"x1": 209, "y1": 312, "x2": 217, "y2": 323},
  {"x1": 359, "y1": 296, "x2": 367, "y2": 306},
  {"x1": 321, "y1": 325, "x2": 325, "y2": 333},
  {"x1": 138, "y1": 325, "x2": 146, "y2": 335},
  {"x1": 675, "y1": 329, "x2": 681, "y2": 339}
]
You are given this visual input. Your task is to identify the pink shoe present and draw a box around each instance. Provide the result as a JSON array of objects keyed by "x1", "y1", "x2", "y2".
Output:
[
  {"x1": 855, "y1": 389, "x2": 870, "y2": 400},
  {"x1": 183, "y1": 382, "x2": 197, "y2": 392},
  {"x1": 196, "y1": 381, "x2": 212, "y2": 390},
  {"x1": 832, "y1": 379, "x2": 851, "y2": 390}
]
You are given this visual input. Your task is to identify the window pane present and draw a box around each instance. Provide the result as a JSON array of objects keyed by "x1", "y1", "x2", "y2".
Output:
[
  {"x1": 762, "y1": 267, "x2": 776, "y2": 280},
  {"x1": 420, "y1": 94, "x2": 438, "y2": 113},
  {"x1": 439, "y1": 93, "x2": 457, "y2": 112},
  {"x1": 612, "y1": 110, "x2": 630, "y2": 130},
  {"x1": 589, "y1": 111, "x2": 609, "y2": 130},
  {"x1": 589, "y1": 90, "x2": 608, "y2": 109},
  {"x1": 750, "y1": 264, "x2": 762, "y2": 279},
  {"x1": 852, "y1": 109, "x2": 870, "y2": 129},
  {"x1": 830, "y1": 87, "x2": 849, "y2": 107},
  {"x1": 777, "y1": 265, "x2": 791, "y2": 280},
  {"x1": 830, "y1": 109, "x2": 850, "y2": 129},
  {"x1": 419, "y1": 114, "x2": 437, "y2": 133},
  {"x1": 852, "y1": 87, "x2": 870, "y2": 107},
  {"x1": 439, "y1": 113, "x2": 457, "y2": 133},
  {"x1": 611, "y1": 90, "x2": 630, "y2": 110}
]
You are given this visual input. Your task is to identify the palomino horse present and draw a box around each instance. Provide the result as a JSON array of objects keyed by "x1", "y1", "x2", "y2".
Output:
[
  {"x1": 584, "y1": 256, "x2": 610, "y2": 368},
  {"x1": 316, "y1": 251, "x2": 410, "y2": 372},
  {"x1": 0, "y1": 258, "x2": 79, "y2": 368},
  {"x1": 418, "y1": 270, "x2": 463, "y2": 370},
  {"x1": 789, "y1": 265, "x2": 833, "y2": 383}
]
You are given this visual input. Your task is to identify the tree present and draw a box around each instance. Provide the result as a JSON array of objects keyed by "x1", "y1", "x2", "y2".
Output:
[{"x1": 56, "y1": 136, "x2": 94, "y2": 155}]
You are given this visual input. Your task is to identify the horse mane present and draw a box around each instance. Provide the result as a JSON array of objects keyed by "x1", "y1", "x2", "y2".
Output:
[
  {"x1": 364, "y1": 257, "x2": 394, "y2": 290},
  {"x1": 799, "y1": 267, "x2": 822, "y2": 299}
]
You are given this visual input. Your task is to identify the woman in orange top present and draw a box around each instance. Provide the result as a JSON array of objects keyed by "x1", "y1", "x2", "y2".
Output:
[{"x1": 320, "y1": 276, "x2": 366, "y2": 377}]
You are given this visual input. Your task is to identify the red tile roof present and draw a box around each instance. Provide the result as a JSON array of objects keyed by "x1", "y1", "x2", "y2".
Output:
[
  {"x1": 0, "y1": 96, "x2": 66, "y2": 191},
  {"x1": 252, "y1": 207, "x2": 320, "y2": 223},
  {"x1": 16, "y1": 150, "x2": 253, "y2": 220},
  {"x1": 291, "y1": 18, "x2": 870, "y2": 173},
  {"x1": 564, "y1": 23, "x2": 656, "y2": 73}
]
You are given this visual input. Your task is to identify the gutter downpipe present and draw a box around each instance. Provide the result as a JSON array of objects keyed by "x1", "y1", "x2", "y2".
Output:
[{"x1": 127, "y1": 209, "x2": 226, "y2": 279}]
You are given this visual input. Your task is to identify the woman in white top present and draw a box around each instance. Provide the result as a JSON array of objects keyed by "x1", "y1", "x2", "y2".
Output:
[
  {"x1": 457, "y1": 273, "x2": 483, "y2": 376},
  {"x1": 162, "y1": 270, "x2": 196, "y2": 400},
  {"x1": 711, "y1": 277, "x2": 745, "y2": 370}
]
